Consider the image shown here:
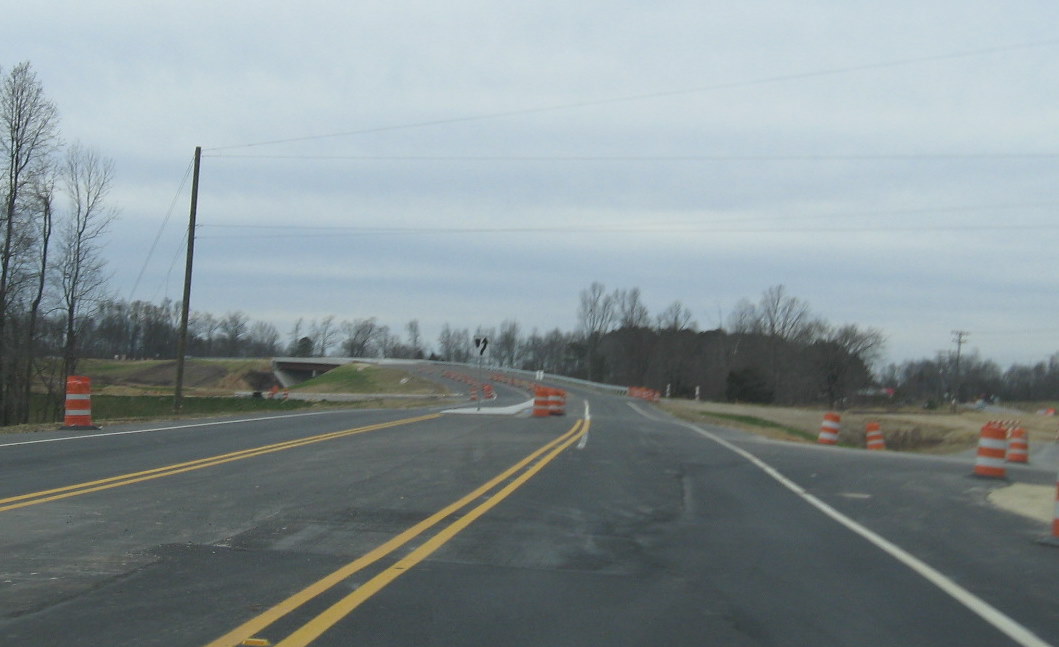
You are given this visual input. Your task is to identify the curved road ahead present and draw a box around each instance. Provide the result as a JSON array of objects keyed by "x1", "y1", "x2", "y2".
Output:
[{"x1": 1, "y1": 376, "x2": 1056, "y2": 646}]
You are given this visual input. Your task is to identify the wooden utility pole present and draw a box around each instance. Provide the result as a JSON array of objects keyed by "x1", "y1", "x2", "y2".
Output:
[
  {"x1": 951, "y1": 329, "x2": 968, "y2": 404},
  {"x1": 174, "y1": 146, "x2": 201, "y2": 413}
]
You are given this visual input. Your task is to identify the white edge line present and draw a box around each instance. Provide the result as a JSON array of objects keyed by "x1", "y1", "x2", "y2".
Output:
[
  {"x1": 627, "y1": 401, "x2": 662, "y2": 420},
  {"x1": 576, "y1": 400, "x2": 591, "y2": 449},
  {"x1": 638, "y1": 406, "x2": 1052, "y2": 647},
  {"x1": 0, "y1": 409, "x2": 360, "y2": 449}
]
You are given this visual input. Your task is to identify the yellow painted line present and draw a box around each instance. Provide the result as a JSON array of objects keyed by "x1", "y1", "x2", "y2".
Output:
[
  {"x1": 204, "y1": 419, "x2": 586, "y2": 647},
  {"x1": 278, "y1": 416, "x2": 591, "y2": 647},
  {"x1": 0, "y1": 413, "x2": 441, "y2": 513}
]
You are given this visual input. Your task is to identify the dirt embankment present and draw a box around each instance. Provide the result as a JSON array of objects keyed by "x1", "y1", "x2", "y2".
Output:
[
  {"x1": 84, "y1": 359, "x2": 277, "y2": 396},
  {"x1": 659, "y1": 399, "x2": 1059, "y2": 453}
]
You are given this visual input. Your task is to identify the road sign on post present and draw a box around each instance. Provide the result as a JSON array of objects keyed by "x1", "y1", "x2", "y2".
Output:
[{"x1": 474, "y1": 337, "x2": 488, "y2": 411}]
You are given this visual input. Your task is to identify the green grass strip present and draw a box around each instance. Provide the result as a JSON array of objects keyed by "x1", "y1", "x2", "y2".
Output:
[
  {"x1": 692, "y1": 410, "x2": 818, "y2": 442},
  {"x1": 90, "y1": 395, "x2": 317, "y2": 420}
]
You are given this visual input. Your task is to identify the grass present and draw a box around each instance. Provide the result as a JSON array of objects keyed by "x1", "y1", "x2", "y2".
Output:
[
  {"x1": 2, "y1": 394, "x2": 428, "y2": 435},
  {"x1": 692, "y1": 410, "x2": 819, "y2": 442},
  {"x1": 3, "y1": 358, "x2": 445, "y2": 434},
  {"x1": 655, "y1": 399, "x2": 1025, "y2": 453},
  {"x1": 91, "y1": 394, "x2": 317, "y2": 419},
  {"x1": 291, "y1": 362, "x2": 445, "y2": 395},
  {"x1": 660, "y1": 403, "x2": 819, "y2": 443}
]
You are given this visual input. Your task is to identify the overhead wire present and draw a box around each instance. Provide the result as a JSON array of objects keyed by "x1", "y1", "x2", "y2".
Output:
[
  {"x1": 128, "y1": 157, "x2": 195, "y2": 301},
  {"x1": 202, "y1": 152, "x2": 1059, "y2": 161},
  {"x1": 196, "y1": 199, "x2": 1059, "y2": 238},
  {"x1": 148, "y1": 226, "x2": 191, "y2": 303},
  {"x1": 203, "y1": 38, "x2": 1059, "y2": 152},
  {"x1": 185, "y1": 38, "x2": 1059, "y2": 244},
  {"x1": 196, "y1": 222, "x2": 1059, "y2": 239}
]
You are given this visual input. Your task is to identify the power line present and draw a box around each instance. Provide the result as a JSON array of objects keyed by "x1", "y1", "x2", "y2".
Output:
[
  {"x1": 196, "y1": 222, "x2": 1059, "y2": 239},
  {"x1": 128, "y1": 157, "x2": 195, "y2": 300},
  {"x1": 972, "y1": 329, "x2": 1059, "y2": 336},
  {"x1": 195, "y1": 198, "x2": 1059, "y2": 237},
  {"x1": 203, "y1": 38, "x2": 1059, "y2": 152},
  {"x1": 202, "y1": 152, "x2": 1059, "y2": 162}
]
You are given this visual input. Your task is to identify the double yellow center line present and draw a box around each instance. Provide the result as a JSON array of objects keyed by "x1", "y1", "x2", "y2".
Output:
[
  {"x1": 0, "y1": 413, "x2": 441, "y2": 514},
  {"x1": 206, "y1": 416, "x2": 590, "y2": 647}
]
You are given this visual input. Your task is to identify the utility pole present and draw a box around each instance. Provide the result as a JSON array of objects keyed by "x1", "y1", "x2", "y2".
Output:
[
  {"x1": 951, "y1": 329, "x2": 968, "y2": 404},
  {"x1": 174, "y1": 146, "x2": 201, "y2": 413}
]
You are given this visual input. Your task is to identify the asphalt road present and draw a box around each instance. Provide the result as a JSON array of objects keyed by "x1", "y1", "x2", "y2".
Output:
[{"x1": 1, "y1": 378, "x2": 1057, "y2": 646}]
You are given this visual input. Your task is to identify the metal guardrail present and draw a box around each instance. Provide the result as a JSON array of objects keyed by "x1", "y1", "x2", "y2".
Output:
[
  {"x1": 269, "y1": 356, "x2": 631, "y2": 397},
  {"x1": 431, "y1": 361, "x2": 629, "y2": 396}
]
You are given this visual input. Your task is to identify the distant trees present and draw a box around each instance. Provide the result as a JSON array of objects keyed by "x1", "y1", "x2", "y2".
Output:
[
  {"x1": 437, "y1": 323, "x2": 472, "y2": 362},
  {"x1": 339, "y1": 318, "x2": 380, "y2": 357},
  {"x1": 493, "y1": 320, "x2": 521, "y2": 368},
  {"x1": 887, "y1": 350, "x2": 1004, "y2": 406},
  {"x1": 577, "y1": 281, "x2": 616, "y2": 381},
  {"x1": 0, "y1": 61, "x2": 124, "y2": 424},
  {"x1": 56, "y1": 143, "x2": 115, "y2": 377},
  {"x1": 581, "y1": 283, "x2": 883, "y2": 406},
  {"x1": 16, "y1": 270, "x2": 1059, "y2": 414}
]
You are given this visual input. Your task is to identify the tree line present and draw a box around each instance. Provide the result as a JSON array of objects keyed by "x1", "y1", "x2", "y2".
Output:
[
  {"x1": 61, "y1": 282, "x2": 1059, "y2": 409},
  {"x1": 1, "y1": 62, "x2": 116, "y2": 425}
]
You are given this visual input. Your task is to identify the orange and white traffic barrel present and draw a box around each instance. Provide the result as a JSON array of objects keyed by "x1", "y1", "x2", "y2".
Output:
[
  {"x1": 1052, "y1": 472, "x2": 1059, "y2": 540},
  {"x1": 865, "y1": 422, "x2": 886, "y2": 450},
  {"x1": 817, "y1": 412, "x2": 841, "y2": 445},
  {"x1": 1051, "y1": 472, "x2": 1059, "y2": 543},
  {"x1": 1041, "y1": 469, "x2": 1059, "y2": 546},
  {"x1": 972, "y1": 421, "x2": 1008, "y2": 478},
  {"x1": 548, "y1": 388, "x2": 566, "y2": 416},
  {"x1": 1006, "y1": 424, "x2": 1029, "y2": 464},
  {"x1": 532, "y1": 386, "x2": 550, "y2": 418},
  {"x1": 62, "y1": 376, "x2": 99, "y2": 430}
]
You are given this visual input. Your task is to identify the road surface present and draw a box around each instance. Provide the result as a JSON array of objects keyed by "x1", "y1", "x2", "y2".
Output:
[{"x1": 1, "y1": 377, "x2": 1056, "y2": 646}]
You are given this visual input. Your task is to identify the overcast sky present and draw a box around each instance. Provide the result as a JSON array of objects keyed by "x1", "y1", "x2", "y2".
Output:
[{"x1": 6, "y1": 1, "x2": 1059, "y2": 368}]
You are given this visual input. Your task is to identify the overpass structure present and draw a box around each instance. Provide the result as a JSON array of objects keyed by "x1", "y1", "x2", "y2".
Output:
[{"x1": 271, "y1": 356, "x2": 358, "y2": 388}]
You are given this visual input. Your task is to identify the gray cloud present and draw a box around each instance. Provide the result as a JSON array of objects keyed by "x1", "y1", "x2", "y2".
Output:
[{"x1": 7, "y1": 0, "x2": 1059, "y2": 366}]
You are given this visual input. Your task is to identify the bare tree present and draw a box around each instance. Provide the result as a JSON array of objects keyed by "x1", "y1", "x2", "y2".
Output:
[
  {"x1": 437, "y1": 323, "x2": 471, "y2": 362},
  {"x1": 493, "y1": 319, "x2": 522, "y2": 367},
  {"x1": 310, "y1": 315, "x2": 338, "y2": 356},
  {"x1": 437, "y1": 323, "x2": 459, "y2": 361},
  {"x1": 0, "y1": 61, "x2": 60, "y2": 424},
  {"x1": 578, "y1": 282, "x2": 615, "y2": 337},
  {"x1": 813, "y1": 323, "x2": 886, "y2": 407},
  {"x1": 577, "y1": 281, "x2": 615, "y2": 380},
  {"x1": 405, "y1": 319, "x2": 423, "y2": 358},
  {"x1": 22, "y1": 175, "x2": 56, "y2": 413},
  {"x1": 286, "y1": 318, "x2": 304, "y2": 356},
  {"x1": 655, "y1": 300, "x2": 696, "y2": 332},
  {"x1": 55, "y1": 142, "x2": 115, "y2": 377},
  {"x1": 191, "y1": 311, "x2": 220, "y2": 356},
  {"x1": 376, "y1": 325, "x2": 406, "y2": 358},
  {"x1": 726, "y1": 298, "x2": 760, "y2": 334},
  {"x1": 218, "y1": 311, "x2": 249, "y2": 356},
  {"x1": 615, "y1": 287, "x2": 650, "y2": 328},
  {"x1": 341, "y1": 317, "x2": 379, "y2": 357},
  {"x1": 757, "y1": 285, "x2": 814, "y2": 341},
  {"x1": 247, "y1": 321, "x2": 281, "y2": 356}
]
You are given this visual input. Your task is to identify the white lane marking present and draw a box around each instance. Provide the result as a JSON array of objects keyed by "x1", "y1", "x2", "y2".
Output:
[
  {"x1": 0, "y1": 409, "x2": 361, "y2": 449},
  {"x1": 576, "y1": 401, "x2": 591, "y2": 449},
  {"x1": 626, "y1": 401, "x2": 664, "y2": 420},
  {"x1": 629, "y1": 407, "x2": 1053, "y2": 647}
]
